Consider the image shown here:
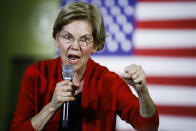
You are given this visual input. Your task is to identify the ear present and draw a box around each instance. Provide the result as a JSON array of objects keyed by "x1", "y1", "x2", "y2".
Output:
[{"x1": 55, "y1": 33, "x2": 59, "y2": 48}]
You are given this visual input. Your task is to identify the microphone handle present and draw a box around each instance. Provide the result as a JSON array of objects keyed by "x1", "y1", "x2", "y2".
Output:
[
  {"x1": 61, "y1": 64, "x2": 73, "y2": 129},
  {"x1": 61, "y1": 102, "x2": 69, "y2": 128}
]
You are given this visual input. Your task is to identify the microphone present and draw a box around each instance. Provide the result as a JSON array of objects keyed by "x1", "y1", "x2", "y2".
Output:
[{"x1": 61, "y1": 64, "x2": 74, "y2": 128}]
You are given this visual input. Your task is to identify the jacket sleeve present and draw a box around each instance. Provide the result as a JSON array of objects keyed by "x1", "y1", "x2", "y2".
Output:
[
  {"x1": 116, "y1": 80, "x2": 159, "y2": 131},
  {"x1": 10, "y1": 65, "x2": 36, "y2": 131}
]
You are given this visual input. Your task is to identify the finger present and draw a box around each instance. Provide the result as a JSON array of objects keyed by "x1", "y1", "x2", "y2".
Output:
[
  {"x1": 56, "y1": 91, "x2": 73, "y2": 99},
  {"x1": 61, "y1": 85, "x2": 74, "y2": 92},
  {"x1": 135, "y1": 69, "x2": 144, "y2": 78},
  {"x1": 56, "y1": 81, "x2": 64, "y2": 87},
  {"x1": 62, "y1": 80, "x2": 73, "y2": 86},
  {"x1": 56, "y1": 96, "x2": 75, "y2": 103},
  {"x1": 63, "y1": 97, "x2": 75, "y2": 102},
  {"x1": 132, "y1": 73, "x2": 138, "y2": 79},
  {"x1": 123, "y1": 72, "x2": 131, "y2": 79},
  {"x1": 61, "y1": 91, "x2": 74, "y2": 97},
  {"x1": 61, "y1": 84, "x2": 79, "y2": 92},
  {"x1": 132, "y1": 67, "x2": 145, "y2": 78},
  {"x1": 124, "y1": 64, "x2": 136, "y2": 73},
  {"x1": 127, "y1": 65, "x2": 141, "y2": 75},
  {"x1": 134, "y1": 73, "x2": 145, "y2": 83},
  {"x1": 56, "y1": 80, "x2": 72, "y2": 88},
  {"x1": 124, "y1": 70, "x2": 140, "y2": 79},
  {"x1": 124, "y1": 72, "x2": 138, "y2": 82}
]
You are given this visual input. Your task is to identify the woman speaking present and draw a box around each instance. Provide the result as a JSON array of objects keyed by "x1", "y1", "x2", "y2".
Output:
[{"x1": 11, "y1": 2, "x2": 159, "y2": 131}]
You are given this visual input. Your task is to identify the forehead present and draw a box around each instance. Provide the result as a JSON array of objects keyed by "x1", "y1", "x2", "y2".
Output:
[{"x1": 61, "y1": 20, "x2": 93, "y2": 36}]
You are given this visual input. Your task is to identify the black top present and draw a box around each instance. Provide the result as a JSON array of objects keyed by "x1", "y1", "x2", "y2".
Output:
[{"x1": 59, "y1": 92, "x2": 82, "y2": 131}]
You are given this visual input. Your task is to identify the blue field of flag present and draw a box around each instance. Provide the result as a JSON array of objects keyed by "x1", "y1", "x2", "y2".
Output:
[{"x1": 61, "y1": 0, "x2": 136, "y2": 56}]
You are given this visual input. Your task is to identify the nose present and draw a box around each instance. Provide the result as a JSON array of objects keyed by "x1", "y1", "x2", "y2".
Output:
[{"x1": 70, "y1": 38, "x2": 80, "y2": 50}]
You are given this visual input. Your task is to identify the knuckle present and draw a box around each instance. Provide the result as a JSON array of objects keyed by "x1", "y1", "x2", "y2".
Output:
[
  {"x1": 66, "y1": 92, "x2": 72, "y2": 96},
  {"x1": 138, "y1": 65, "x2": 142, "y2": 69},
  {"x1": 67, "y1": 86, "x2": 73, "y2": 91},
  {"x1": 56, "y1": 84, "x2": 61, "y2": 90},
  {"x1": 56, "y1": 92, "x2": 61, "y2": 96},
  {"x1": 56, "y1": 83, "x2": 60, "y2": 86},
  {"x1": 69, "y1": 97, "x2": 75, "y2": 101},
  {"x1": 56, "y1": 88, "x2": 61, "y2": 93},
  {"x1": 57, "y1": 81, "x2": 63, "y2": 86},
  {"x1": 56, "y1": 96, "x2": 61, "y2": 102},
  {"x1": 68, "y1": 92, "x2": 72, "y2": 96}
]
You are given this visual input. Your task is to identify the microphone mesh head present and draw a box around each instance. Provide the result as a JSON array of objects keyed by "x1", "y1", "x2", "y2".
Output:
[{"x1": 62, "y1": 64, "x2": 74, "y2": 80}]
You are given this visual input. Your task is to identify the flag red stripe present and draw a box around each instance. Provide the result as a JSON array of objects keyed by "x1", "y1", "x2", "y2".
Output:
[
  {"x1": 119, "y1": 75, "x2": 196, "y2": 87},
  {"x1": 136, "y1": 19, "x2": 196, "y2": 29},
  {"x1": 134, "y1": 48, "x2": 196, "y2": 57},
  {"x1": 147, "y1": 76, "x2": 196, "y2": 86},
  {"x1": 157, "y1": 105, "x2": 196, "y2": 118}
]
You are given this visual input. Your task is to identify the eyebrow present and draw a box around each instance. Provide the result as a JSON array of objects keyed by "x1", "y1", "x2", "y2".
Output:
[{"x1": 61, "y1": 31, "x2": 92, "y2": 37}]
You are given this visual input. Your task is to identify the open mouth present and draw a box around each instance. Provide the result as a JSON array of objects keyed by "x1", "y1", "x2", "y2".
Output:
[
  {"x1": 67, "y1": 54, "x2": 80, "y2": 64},
  {"x1": 68, "y1": 54, "x2": 80, "y2": 60}
]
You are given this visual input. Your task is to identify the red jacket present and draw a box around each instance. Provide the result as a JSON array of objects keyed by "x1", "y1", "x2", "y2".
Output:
[{"x1": 11, "y1": 57, "x2": 159, "y2": 131}]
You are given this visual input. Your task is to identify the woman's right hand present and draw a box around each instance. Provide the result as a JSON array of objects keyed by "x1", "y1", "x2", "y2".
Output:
[
  {"x1": 50, "y1": 80, "x2": 77, "y2": 111},
  {"x1": 31, "y1": 80, "x2": 78, "y2": 130}
]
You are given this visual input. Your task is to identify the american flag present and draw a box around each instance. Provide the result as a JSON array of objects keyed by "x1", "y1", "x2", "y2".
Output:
[{"x1": 60, "y1": 0, "x2": 196, "y2": 130}]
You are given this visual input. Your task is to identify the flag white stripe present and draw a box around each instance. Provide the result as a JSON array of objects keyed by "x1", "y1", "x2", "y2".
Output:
[
  {"x1": 136, "y1": 2, "x2": 196, "y2": 20},
  {"x1": 133, "y1": 29, "x2": 196, "y2": 48},
  {"x1": 130, "y1": 84, "x2": 196, "y2": 106},
  {"x1": 124, "y1": 1, "x2": 196, "y2": 131},
  {"x1": 116, "y1": 115, "x2": 196, "y2": 131},
  {"x1": 92, "y1": 56, "x2": 196, "y2": 76},
  {"x1": 159, "y1": 115, "x2": 196, "y2": 131},
  {"x1": 116, "y1": 115, "x2": 133, "y2": 130}
]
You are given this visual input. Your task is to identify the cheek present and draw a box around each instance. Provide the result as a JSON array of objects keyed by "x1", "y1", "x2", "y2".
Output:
[
  {"x1": 58, "y1": 44, "x2": 69, "y2": 53},
  {"x1": 83, "y1": 44, "x2": 96, "y2": 55},
  {"x1": 82, "y1": 47, "x2": 93, "y2": 57}
]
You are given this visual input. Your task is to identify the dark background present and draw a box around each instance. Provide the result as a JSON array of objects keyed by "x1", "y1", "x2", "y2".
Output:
[{"x1": 0, "y1": 0, "x2": 58, "y2": 130}]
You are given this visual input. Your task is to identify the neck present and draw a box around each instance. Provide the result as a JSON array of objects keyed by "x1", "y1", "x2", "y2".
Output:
[
  {"x1": 72, "y1": 65, "x2": 86, "y2": 95},
  {"x1": 73, "y1": 64, "x2": 86, "y2": 86}
]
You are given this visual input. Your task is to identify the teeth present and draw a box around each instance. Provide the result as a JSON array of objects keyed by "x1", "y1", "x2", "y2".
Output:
[
  {"x1": 70, "y1": 57, "x2": 76, "y2": 60},
  {"x1": 68, "y1": 54, "x2": 80, "y2": 59},
  {"x1": 70, "y1": 58, "x2": 77, "y2": 61},
  {"x1": 69, "y1": 57, "x2": 79, "y2": 63}
]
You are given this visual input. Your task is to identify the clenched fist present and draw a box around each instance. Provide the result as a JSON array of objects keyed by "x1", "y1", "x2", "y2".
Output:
[{"x1": 124, "y1": 64, "x2": 147, "y2": 93}]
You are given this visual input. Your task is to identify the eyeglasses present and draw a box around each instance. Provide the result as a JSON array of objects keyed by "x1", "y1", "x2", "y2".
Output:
[{"x1": 58, "y1": 31, "x2": 93, "y2": 47}]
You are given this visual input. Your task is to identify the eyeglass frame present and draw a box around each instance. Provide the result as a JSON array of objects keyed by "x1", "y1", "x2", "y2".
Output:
[{"x1": 57, "y1": 31, "x2": 94, "y2": 47}]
